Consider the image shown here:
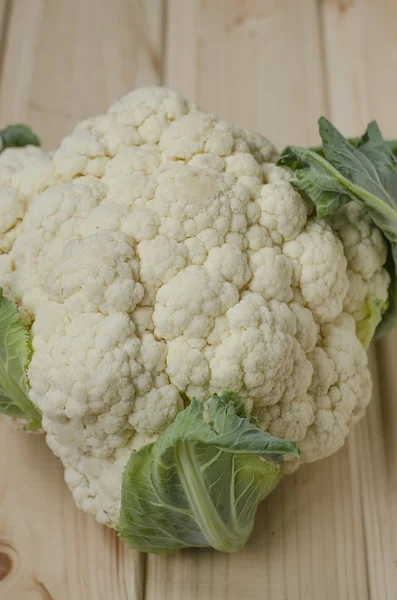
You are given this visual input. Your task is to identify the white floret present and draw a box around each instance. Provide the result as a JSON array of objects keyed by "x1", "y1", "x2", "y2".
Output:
[
  {"x1": 262, "y1": 162, "x2": 293, "y2": 183},
  {"x1": 225, "y1": 153, "x2": 263, "y2": 179},
  {"x1": 189, "y1": 153, "x2": 225, "y2": 172},
  {"x1": 0, "y1": 146, "x2": 54, "y2": 253},
  {"x1": 106, "y1": 174, "x2": 156, "y2": 209},
  {"x1": 343, "y1": 270, "x2": 369, "y2": 318},
  {"x1": 246, "y1": 224, "x2": 273, "y2": 251},
  {"x1": 283, "y1": 219, "x2": 349, "y2": 323},
  {"x1": 184, "y1": 237, "x2": 207, "y2": 265},
  {"x1": 129, "y1": 384, "x2": 183, "y2": 434},
  {"x1": 30, "y1": 308, "x2": 138, "y2": 447},
  {"x1": 248, "y1": 247, "x2": 293, "y2": 302},
  {"x1": 204, "y1": 244, "x2": 251, "y2": 288},
  {"x1": 160, "y1": 112, "x2": 235, "y2": 161},
  {"x1": 330, "y1": 201, "x2": 390, "y2": 333},
  {"x1": 210, "y1": 294, "x2": 310, "y2": 405},
  {"x1": 0, "y1": 188, "x2": 26, "y2": 253},
  {"x1": 55, "y1": 127, "x2": 109, "y2": 179},
  {"x1": 149, "y1": 165, "x2": 241, "y2": 243},
  {"x1": 10, "y1": 183, "x2": 105, "y2": 316},
  {"x1": 166, "y1": 336, "x2": 209, "y2": 396},
  {"x1": 257, "y1": 181, "x2": 307, "y2": 244},
  {"x1": 78, "y1": 201, "x2": 126, "y2": 237},
  {"x1": 45, "y1": 231, "x2": 144, "y2": 315},
  {"x1": 29, "y1": 306, "x2": 175, "y2": 463},
  {"x1": 332, "y1": 202, "x2": 388, "y2": 280},
  {"x1": 298, "y1": 313, "x2": 371, "y2": 462},
  {"x1": 257, "y1": 394, "x2": 314, "y2": 441},
  {"x1": 103, "y1": 145, "x2": 160, "y2": 185},
  {"x1": 153, "y1": 265, "x2": 239, "y2": 340},
  {"x1": 138, "y1": 235, "x2": 187, "y2": 288},
  {"x1": 289, "y1": 302, "x2": 319, "y2": 353},
  {"x1": 0, "y1": 145, "x2": 55, "y2": 196},
  {"x1": 109, "y1": 86, "x2": 194, "y2": 138},
  {"x1": 63, "y1": 445, "x2": 133, "y2": 526}
]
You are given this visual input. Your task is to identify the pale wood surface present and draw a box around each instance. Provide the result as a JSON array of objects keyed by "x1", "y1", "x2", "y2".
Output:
[
  {"x1": 0, "y1": 0, "x2": 162, "y2": 598},
  {"x1": 1, "y1": 1, "x2": 397, "y2": 599}
]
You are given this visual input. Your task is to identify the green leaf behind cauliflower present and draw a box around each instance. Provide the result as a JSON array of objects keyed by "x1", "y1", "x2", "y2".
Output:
[
  {"x1": 278, "y1": 117, "x2": 397, "y2": 338},
  {"x1": 0, "y1": 124, "x2": 41, "y2": 151},
  {"x1": 0, "y1": 288, "x2": 42, "y2": 430}
]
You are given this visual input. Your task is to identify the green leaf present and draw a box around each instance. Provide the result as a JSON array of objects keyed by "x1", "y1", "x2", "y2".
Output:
[
  {"x1": 0, "y1": 288, "x2": 41, "y2": 430},
  {"x1": 356, "y1": 298, "x2": 387, "y2": 350},
  {"x1": 311, "y1": 133, "x2": 397, "y2": 161},
  {"x1": 279, "y1": 117, "x2": 397, "y2": 339},
  {"x1": 0, "y1": 124, "x2": 41, "y2": 151},
  {"x1": 277, "y1": 145, "x2": 351, "y2": 217},
  {"x1": 118, "y1": 391, "x2": 298, "y2": 554}
]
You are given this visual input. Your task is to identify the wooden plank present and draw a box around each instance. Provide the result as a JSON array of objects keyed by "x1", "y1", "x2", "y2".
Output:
[
  {"x1": 0, "y1": 0, "x2": 163, "y2": 598},
  {"x1": 377, "y1": 335, "x2": 397, "y2": 484},
  {"x1": 164, "y1": 0, "x2": 327, "y2": 148},
  {"x1": 146, "y1": 2, "x2": 371, "y2": 598},
  {"x1": 321, "y1": 0, "x2": 397, "y2": 135},
  {"x1": 0, "y1": 425, "x2": 144, "y2": 600},
  {"x1": 0, "y1": 0, "x2": 163, "y2": 147},
  {"x1": 0, "y1": 0, "x2": 9, "y2": 54},
  {"x1": 321, "y1": 1, "x2": 397, "y2": 597}
]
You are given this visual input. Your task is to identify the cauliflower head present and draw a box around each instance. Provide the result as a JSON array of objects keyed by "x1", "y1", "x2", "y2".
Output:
[{"x1": 0, "y1": 88, "x2": 389, "y2": 534}]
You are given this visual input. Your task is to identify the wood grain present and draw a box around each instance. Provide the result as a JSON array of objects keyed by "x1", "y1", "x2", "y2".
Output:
[
  {"x1": 0, "y1": 0, "x2": 164, "y2": 148},
  {"x1": 165, "y1": 0, "x2": 327, "y2": 148},
  {"x1": 0, "y1": 424, "x2": 144, "y2": 600},
  {"x1": 321, "y1": 1, "x2": 397, "y2": 597},
  {"x1": 0, "y1": 0, "x2": 164, "y2": 598}
]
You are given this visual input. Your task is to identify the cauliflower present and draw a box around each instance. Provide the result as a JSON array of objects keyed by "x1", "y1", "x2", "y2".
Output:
[{"x1": 0, "y1": 89, "x2": 394, "y2": 554}]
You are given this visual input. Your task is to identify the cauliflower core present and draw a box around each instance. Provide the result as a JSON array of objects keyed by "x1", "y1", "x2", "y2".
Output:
[{"x1": 0, "y1": 87, "x2": 389, "y2": 527}]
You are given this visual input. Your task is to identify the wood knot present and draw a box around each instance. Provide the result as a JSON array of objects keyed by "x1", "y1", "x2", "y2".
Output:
[
  {"x1": 0, "y1": 551, "x2": 13, "y2": 581},
  {"x1": 325, "y1": 0, "x2": 356, "y2": 15},
  {"x1": 0, "y1": 542, "x2": 20, "y2": 583},
  {"x1": 339, "y1": 0, "x2": 355, "y2": 14}
]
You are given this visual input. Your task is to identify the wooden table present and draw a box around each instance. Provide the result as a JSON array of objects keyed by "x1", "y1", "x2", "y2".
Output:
[{"x1": 1, "y1": 1, "x2": 397, "y2": 598}]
